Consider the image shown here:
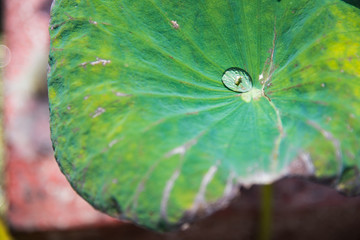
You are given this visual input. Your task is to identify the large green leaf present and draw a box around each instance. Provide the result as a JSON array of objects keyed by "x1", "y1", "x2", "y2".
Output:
[{"x1": 48, "y1": 0, "x2": 360, "y2": 230}]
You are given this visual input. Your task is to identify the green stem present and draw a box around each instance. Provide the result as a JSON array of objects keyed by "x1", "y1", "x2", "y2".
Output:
[{"x1": 258, "y1": 184, "x2": 273, "y2": 240}]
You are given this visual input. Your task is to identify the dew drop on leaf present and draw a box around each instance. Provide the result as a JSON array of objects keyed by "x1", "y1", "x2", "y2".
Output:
[{"x1": 222, "y1": 67, "x2": 252, "y2": 93}]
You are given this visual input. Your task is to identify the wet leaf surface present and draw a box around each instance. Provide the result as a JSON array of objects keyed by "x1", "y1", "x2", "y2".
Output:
[{"x1": 48, "y1": 0, "x2": 360, "y2": 230}]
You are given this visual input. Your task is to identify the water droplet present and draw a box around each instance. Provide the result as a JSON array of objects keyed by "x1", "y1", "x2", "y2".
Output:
[{"x1": 222, "y1": 67, "x2": 252, "y2": 93}]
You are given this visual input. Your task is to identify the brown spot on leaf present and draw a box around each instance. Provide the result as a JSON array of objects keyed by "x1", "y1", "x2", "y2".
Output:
[
  {"x1": 89, "y1": 18, "x2": 97, "y2": 25},
  {"x1": 91, "y1": 107, "x2": 105, "y2": 118},
  {"x1": 171, "y1": 20, "x2": 179, "y2": 29},
  {"x1": 186, "y1": 111, "x2": 199, "y2": 115}
]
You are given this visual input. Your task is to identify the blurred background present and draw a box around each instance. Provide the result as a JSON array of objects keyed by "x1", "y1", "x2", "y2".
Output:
[{"x1": 1, "y1": 0, "x2": 360, "y2": 239}]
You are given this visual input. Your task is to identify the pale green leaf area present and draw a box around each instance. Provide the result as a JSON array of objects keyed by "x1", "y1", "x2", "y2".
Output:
[{"x1": 48, "y1": 0, "x2": 360, "y2": 230}]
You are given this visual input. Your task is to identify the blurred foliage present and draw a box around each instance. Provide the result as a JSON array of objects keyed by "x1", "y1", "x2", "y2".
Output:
[{"x1": 0, "y1": 35, "x2": 6, "y2": 217}]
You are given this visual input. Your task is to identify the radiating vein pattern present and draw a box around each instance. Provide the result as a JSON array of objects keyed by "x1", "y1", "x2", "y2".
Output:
[{"x1": 48, "y1": 0, "x2": 360, "y2": 231}]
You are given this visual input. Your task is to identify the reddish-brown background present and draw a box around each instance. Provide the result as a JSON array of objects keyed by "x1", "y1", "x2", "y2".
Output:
[
  {"x1": 3, "y1": 0, "x2": 360, "y2": 239},
  {"x1": 3, "y1": 0, "x2": 120, "y2": 230}
]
